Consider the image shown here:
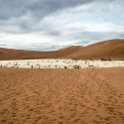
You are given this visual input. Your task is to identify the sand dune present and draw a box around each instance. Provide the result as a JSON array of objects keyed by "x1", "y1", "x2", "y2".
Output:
[
  {"x1": 0, "y1": 39, "x2": 124, "y2": 60},
  {"x1": 65, "y1": 39, "x2": 124, "y2": 60},
  {"x1": 0, "y1": 68, "x2": 124, "y2": 124}
]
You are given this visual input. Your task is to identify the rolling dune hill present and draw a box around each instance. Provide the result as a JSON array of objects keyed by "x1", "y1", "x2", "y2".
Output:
[
  {"x1": 0, "y1": 48, "x2": 67, "y2": 60},
  {"x1": 65, "y1": 39, "x2": 124, "y2": 60},
  {"x1": 0, "y1": 39, "x2": 124, "y2": 60}
]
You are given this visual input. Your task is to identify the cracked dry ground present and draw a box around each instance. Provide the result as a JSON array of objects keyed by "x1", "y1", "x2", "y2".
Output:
[{"x1": 0, "y1": 68, "x2": 124, "y2": 124}]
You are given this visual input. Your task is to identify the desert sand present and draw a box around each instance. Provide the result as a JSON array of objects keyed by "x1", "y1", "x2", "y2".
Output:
[
  {"x1": 0, "y1": 68, "x2": 124, "y2": 124},
  {"x1": 0, "y1": 39, "x2": 124, "y2": 60}
]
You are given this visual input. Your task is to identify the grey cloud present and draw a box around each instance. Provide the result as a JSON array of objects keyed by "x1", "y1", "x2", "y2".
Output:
[
  {"x1": 0, "y1": 0, "x2": 94, "y2": 20},
  {"x1": 0, "y1": 0, "x2": 95, "y2": 33}
]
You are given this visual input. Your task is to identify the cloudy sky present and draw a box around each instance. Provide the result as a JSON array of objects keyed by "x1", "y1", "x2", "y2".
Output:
[{"x1": 0, "y1": 0, "x2": 124, "y2": 51}]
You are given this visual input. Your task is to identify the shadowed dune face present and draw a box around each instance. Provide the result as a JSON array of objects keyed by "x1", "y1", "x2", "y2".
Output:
[
  {"x1": 0, "y1": 39, "x2": 124, "y2": 60},
  {"x1": 0, "y1": 68, "x2": 124, "y2": 124}
]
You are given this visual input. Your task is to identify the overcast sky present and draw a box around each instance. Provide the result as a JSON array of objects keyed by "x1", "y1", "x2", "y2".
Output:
[{"x1": 0, "y1": 0, "x2": 124, "y2": 51}]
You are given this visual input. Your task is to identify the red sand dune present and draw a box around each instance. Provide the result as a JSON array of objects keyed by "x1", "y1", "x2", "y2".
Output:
[
  {"x1": 0, "y1": 39, "x2": 124, "y2": 60},
  {"x1": 65, "y1": 39, "x2": 124, "y2": 60}
]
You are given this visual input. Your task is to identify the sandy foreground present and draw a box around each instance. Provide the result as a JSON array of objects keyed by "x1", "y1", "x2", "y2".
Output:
[{"x1": 0, "y1": 68, "x2": 124, "y2": 124}]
